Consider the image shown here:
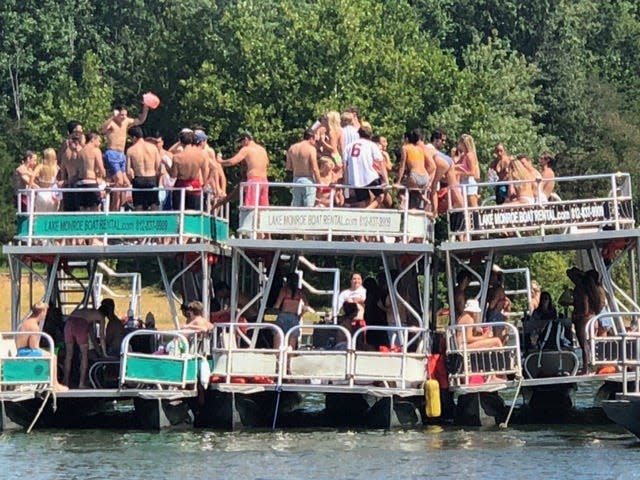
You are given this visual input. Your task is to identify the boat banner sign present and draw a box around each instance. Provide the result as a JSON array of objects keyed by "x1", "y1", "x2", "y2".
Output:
[
  {"x1": 472, "y1": 201, "x2": 626, "y2": 230},
  {"x1": 25, "y1": 214, "x2": 179, "y2": 237},
  {"x1": 257, "y1": 209, "x2": 402, "y2": 233}
]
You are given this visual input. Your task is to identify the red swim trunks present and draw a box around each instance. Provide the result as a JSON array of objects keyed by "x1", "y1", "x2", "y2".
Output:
[
  {"x1": 64, "y1": 316, "x2": 90, "y2": 345},
  {"x1": 244, "y1": 177, "x2": 269, "y2": 207}
]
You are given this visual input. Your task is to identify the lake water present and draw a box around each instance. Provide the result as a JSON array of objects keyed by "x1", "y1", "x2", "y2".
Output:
[
  {"x1": 1, "y1": 424, "x2": 638, "y2": 480},
  {"x1": 2, "y1": 384, "x2": 639, "y2": 480}
]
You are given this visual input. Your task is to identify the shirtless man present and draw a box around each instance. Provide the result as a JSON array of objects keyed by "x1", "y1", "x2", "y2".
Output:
[
  {"x1": 76, "y1": 133, "x2": 105, "y2": 214},
  {"x1": 194, "y1": 130, "x2": 226, "y2": 209},
  {"x1": 286, "y1": 128, "x2": 320, "y2": 207},
  {"x1": 16, "y1": 302, "x2": 67, "y2": 391},
  {"x1": 218, "y1": 131, "x2": 270, "y2": 209},
  {"x1": 13, "y1": 151, "x2": 38, "y2": 212},
  {"x1": 183, "y1": 301, "x2": 213, "y2": 333},
  {"x1": 63, "y1": 307, "x2": 106, "y2": 388},
  {"x1": 101, "y1": 103, "x2": 149, "y2": 211},
  {"x1": 169, "y1": 130, "x2": 209, "y2": 211},
  {"x1": 59, "y1": 131, "x2": 85, "y2": 213},
  {"x1": 126, "y1": 126, "x2": 160, "y2": 211},
  {"x1": 423, "y1": 129, "x2": 462, "y2": 216}
]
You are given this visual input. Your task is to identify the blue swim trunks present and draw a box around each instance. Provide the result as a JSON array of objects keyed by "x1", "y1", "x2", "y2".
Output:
[
  {"x1": 103, "y1": 149, "x2": 127, "y2": 177},
  {"x1": 17, "y1": 347, "x2": 44, "y2": 357}
]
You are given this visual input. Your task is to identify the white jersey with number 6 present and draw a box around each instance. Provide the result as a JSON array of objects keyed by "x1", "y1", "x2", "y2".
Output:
[{"x1": 344, "y1": 139, "x2": 383, "y2": 187}]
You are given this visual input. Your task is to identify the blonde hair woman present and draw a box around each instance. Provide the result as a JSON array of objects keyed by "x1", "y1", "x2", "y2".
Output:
[
  {"x1": 320, "y1": 111, "x2": 344, "y2": 166},
  {"x1": 455, "y1": 134, "x2": 480, "y2": 207},
  {"x1": 506, "y1": 157, "x2": 536, "y2": 204},
  {"x1": 34, "y1": 148, "x2": 60, "y2": 212}
]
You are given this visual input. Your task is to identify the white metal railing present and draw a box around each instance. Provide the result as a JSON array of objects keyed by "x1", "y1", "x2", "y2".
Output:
[
  {"x1": 446, "y1": 173, "x2": 634, "y2": 241},
  {"x1": 15, "y1": 185, "x2": 229, "y2": 246},
  {"x1": 209, "y1": 322, "x2": 429, "y2": 389},
  {"x1": 446, "y1": 322, "x2": 522, "y2": 388},
  {"x1": 119, "y1": 330, "x2": 203, "y2": 390},
  {"x1": 236, "y1": 181, "x2": 434, "y2": 243},
  {"x1": 0, "y1": 332, "x2": 55, "y2": 390},
  {"x1": 587, "y1": 312, "x2": 640, "y2": 392}
]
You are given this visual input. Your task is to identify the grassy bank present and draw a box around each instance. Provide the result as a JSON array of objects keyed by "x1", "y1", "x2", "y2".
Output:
[{"x1": 0, "y1": 274, "x2": 177, "y2": 331}]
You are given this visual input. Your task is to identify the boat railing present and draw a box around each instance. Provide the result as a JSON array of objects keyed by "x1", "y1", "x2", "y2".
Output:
[
  {"x1": 210, "y1": 322, "x2": 283, "y2": 384},
  {"x1": 445, "y1": 322, "x2": 522, "y2": 389},
  {"x1": 446, "y1": 172, "x2": 634, "y2": 241},
  {"x1": 236, "y1": 181, "x2": 434, "y2": 243},
  {"x1": 210, "y1": 323, "x2": 429, "y2": 390},
  {"x1": 119, "y1": 329, "x2": 203, "y2": 390},
  {"x1": 0, "y1": 332, "x2": 55, "y2": 391},
  {"x1": 14, "y1": 185, "x2": 229, "y2": 246},
  {"x1": 587, "y1": 312, "x2": 640, "y2": 391}
]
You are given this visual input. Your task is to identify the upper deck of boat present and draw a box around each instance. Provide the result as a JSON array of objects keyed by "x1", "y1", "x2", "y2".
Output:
[
  {"x1": 4, "y1": 182, "x2": 436, "y2": 258},
  {"x1": 440, "y1": 172, "x2": 637, "y2": 254}
]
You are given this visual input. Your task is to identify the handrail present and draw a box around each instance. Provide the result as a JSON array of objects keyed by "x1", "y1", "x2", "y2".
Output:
[
  {"x1": 119, "y1": 329, "x2": 200, "y2": 390},
  {"x1": 236, "y1": 181, "x2": 434, "y2": 244},
  {"x1": 446, "y1": 172, "x2": 635, "y2": 241},
  {"x1": 14, "y1": 185, "x2": 229, "y2": 246},
  {"x1": 0, "y1": 332, "x2": 55, "y2": 389},
  {"x1": 446, "y1": 322, "x2": 522, "y2": 388}
]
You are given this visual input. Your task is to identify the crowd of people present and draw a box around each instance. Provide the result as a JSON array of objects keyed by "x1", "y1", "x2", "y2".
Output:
[{"x1": 12, "y1": 103, "x2": 557, "y2": 230}]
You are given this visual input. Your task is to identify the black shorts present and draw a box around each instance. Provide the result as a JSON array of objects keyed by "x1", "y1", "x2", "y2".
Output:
[
  {"x1": 172, "y1": 191, "x2": 202, "y2": 211},
  {"x1": 132, "y1": 176, "x2": 159, "y2": 210},
  {"x1": 75, "y1": 182, "x2": 101, "y2": 209},
  {"x1": 354, "y1": 178, "x2": 383, "y2": 202},
  {"x1": 63, "y1": 190, "x2": 79, "y2": 212}
]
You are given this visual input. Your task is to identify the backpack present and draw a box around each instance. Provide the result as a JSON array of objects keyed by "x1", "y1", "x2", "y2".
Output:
[{"x1": 537, "y1": 319, "x2": 572, "y2": 351}]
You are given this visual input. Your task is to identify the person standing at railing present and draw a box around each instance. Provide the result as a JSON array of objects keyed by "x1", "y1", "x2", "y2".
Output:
[
  {"x1": 343, "y1": 124, "x2": 388, "y2": 209},
  {"x1": 195, "y1": 129, "x2": 226, "y2": 209},
  {"x1": 182, "y1": 301, "x2": 214, "y2": 333},
  {"x1": 59, "y1": 131, "x2": 85, "y2": 215},
  {"x1": 315, "y1": 156, "x2": 344, "y2": 207},
  {"x1": 455, "y1": 134, "x2": 481, "y2": 208},
  {"x1": 101, "y1": 103, "x2": 149, "y2": 212},
  {"x1": 273, "y1": 280, "x2": 312, "y2": 349},
  {"x1": 504, "y1": 157, "x2": 536, "y2": 205},
  {"x1": 538, "y1": 152, "x2": 556, "y2": 202},
  {"x1": 13, "y1": 150, "x2": 39, "y2": 213},
  {"x1": 76, "y1": 133, "x2": 106, "y2": 216},
  {"x1": 126, "y1": 126, "x2": 160, "y2": 211},
  {"x1": 169, "y1": 129, "x2": 209, "y2": 211},
  {"x1": 286, "y1": 128, "x2": 320, "y2": 207},
  {"x1": 423, "y1": 129, "x2": 461, "y2": 217},
  {"x1": 33, "y1": 148, "x2": 61, "y2": 213},
  {"x1": 488, "y1": 143, "x2": 511, "y2": 205},
  {"x1": 397, "y1": 129, "x2": 430, "y2": 210},
  {"x1": 338, "y1": 272, "x2": 367, "y2": 325},
  {"x1": 16, "y1": 302, "x2": 68, "y2": 391},
  {"x1": 218, "y1": 131, "x2": 270, "y2": 237},
  {"x1": 319, "y1": 111, "x2": 344, "y2": 167}
]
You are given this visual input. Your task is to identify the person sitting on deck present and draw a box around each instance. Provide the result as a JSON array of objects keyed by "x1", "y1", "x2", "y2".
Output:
[
  {"x1": 456, "y1": 299, "x2": 502, "y2": 350},
  {"x1": 523, "y1": 291, "x2": 572, "y2": 353},
  {"x1": 16, "y1": 302, "x2": 68, "y2": 391},
  {"x1": 63, "y1": 307, "x2": 107, "y2": 389}
]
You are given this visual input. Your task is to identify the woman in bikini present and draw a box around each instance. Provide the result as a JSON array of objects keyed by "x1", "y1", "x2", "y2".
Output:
[
  {"x1": 33, "y1": 148, "x2": 61, "y2": 212},
  {"x1": 397, "y1": 129, "x2": 430, "y2": 210},
  {"x1": 506, "y1": 157, "x2": 536, "y2": 204},
  {"x1": 455, "y1": 134, "x2": 480, "y2": 208},
  {"x1": 315, "y1": 156, "x2": 343, "y2": 207},
  {"x1": 273, "y1": 280, "x2": 311, "y2": 349},
  {"x1": 319, "y1": 111, "x2": 344, "y2": 167}
]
